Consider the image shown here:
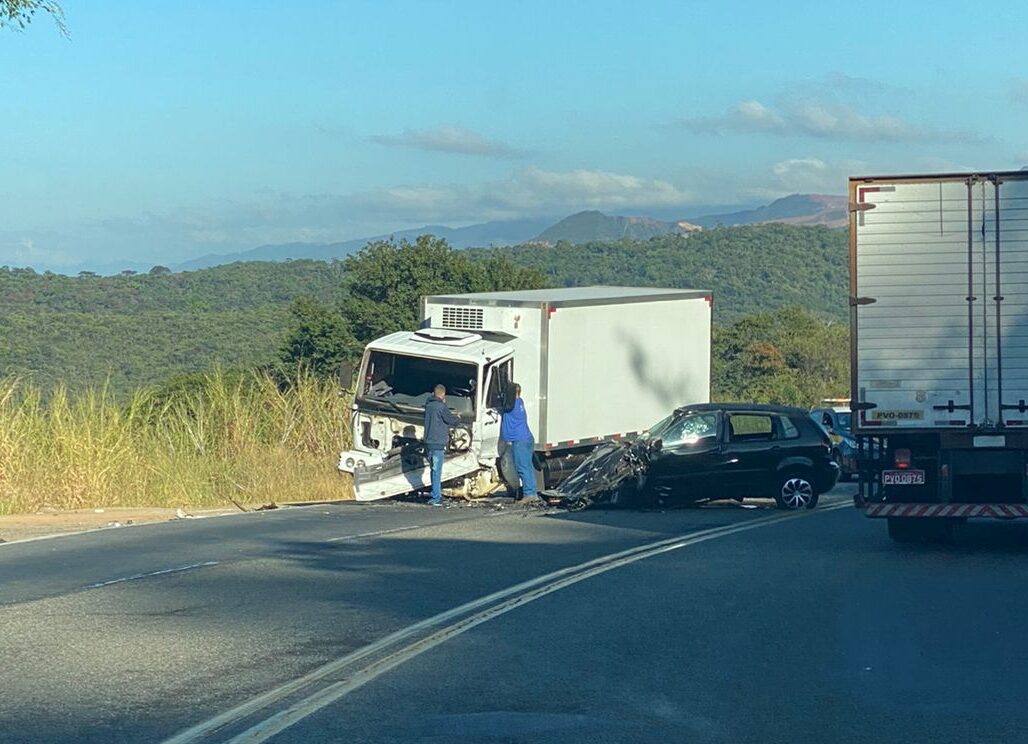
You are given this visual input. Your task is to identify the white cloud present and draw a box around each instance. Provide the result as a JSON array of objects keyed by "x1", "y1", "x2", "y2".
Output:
[
  {"x1": 367, "y1": 125, "x2": 527, "y2": 158},
  {"x1": 683, "y1": 98, "x2": 981, "y2": 144},
  {"x1": 350, "y1": 167, "x2": 695, "y2": 222}
]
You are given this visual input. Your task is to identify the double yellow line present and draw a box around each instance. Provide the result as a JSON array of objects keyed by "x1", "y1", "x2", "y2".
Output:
[{"x1": 164, "y1": 502, "x2": 848, "y2": 744}]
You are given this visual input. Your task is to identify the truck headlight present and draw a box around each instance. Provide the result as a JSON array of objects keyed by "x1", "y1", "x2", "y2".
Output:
[
  {"x1": 345, "y1": 457, "x2": 355, "y2": 469},
  {"x1": 356, "y1": 460, "x2": 365, "y2": 469}
]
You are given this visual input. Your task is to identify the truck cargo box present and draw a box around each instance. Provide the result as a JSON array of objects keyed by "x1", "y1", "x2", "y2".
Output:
[{"x1": 422, "y1": 287, "x2": 712, "y2": 451}]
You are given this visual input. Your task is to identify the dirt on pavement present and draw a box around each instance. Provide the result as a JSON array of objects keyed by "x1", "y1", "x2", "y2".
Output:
[{"x1": 0, "y1": 506, "x2": 242, "y2": 544}]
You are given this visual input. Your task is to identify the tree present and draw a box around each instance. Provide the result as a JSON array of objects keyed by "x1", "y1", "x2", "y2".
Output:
[
  {"x1": 340, "y1": 235, "x2": 546, "y2": 347},
  {"x1": 712, "y1": 306, "x2": 848, "y2": 407},
  {"x1": 278, "y1": 296, "x2": 353, "y2": 379},
  {"x1": 149, "y1": 265, "x2": 171, "y2": 276},
  {"x1": 1, "y1": 0, "x2": 66, "y2": 35},
  {"x1": 278, "y1": 235, "x2": 547, "y2": 376}
]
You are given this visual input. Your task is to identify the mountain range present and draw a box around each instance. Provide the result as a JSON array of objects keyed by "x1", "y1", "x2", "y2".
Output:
[{"x1": 158, "y1": 193, "x2": 843, "y2": 272}]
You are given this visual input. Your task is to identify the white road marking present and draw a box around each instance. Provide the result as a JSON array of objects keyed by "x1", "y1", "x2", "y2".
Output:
[
  {"x1": 86, "y1": 561, "x2": 220, "y2": 590},
  {"x1": 163, "y1": 502, "x2": 849, "y2": 744},
  {"x1": 326, "y1": 525, "x2": 423, "y2": 542}
]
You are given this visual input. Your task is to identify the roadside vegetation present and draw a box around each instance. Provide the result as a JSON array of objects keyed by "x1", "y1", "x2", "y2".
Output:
[{"x1": 0, "y1": 369, "x2": 350, "y2": 515}]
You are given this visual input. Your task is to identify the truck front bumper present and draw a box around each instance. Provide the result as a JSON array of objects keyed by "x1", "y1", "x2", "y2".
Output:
[
  {"x1": 352, "y1": 450, "x2": 482, "y2": 502},
  {"x1": 338, "y1": 449, "x2": 385, "y2": 474}
]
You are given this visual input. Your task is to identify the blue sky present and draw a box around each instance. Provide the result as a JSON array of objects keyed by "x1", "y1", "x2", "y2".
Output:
[{"x1": 2, "y1": 0, "x2": 1028, "y2": 270}]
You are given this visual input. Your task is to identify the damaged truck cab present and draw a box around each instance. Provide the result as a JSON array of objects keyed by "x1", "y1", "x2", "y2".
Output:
[
  {"x1": 341, "y1": 327, "x2": 516, "y2": 501},
  {"x1": 339, "y1": 287, "x2": 713, "y2": 502}
]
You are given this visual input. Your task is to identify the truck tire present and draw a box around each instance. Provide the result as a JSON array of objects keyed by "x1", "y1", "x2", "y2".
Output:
[
  {"x1": 498, "y1": 447, "x2": 519, "y2": 498},
  {"x1": 774, "y1": 469, "x2": 819, "y2": 510}
]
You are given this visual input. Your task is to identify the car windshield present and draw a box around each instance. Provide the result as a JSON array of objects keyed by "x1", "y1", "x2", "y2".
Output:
[
  {"x1": 641, "y1": 411, "x2": 718, "y2": 445},
  {"x1": 834, "y1": 413, "x2": 852, "y2": 433},
  {"x1": 358, "y1": 350, "x2": 477, "y2": 415}
]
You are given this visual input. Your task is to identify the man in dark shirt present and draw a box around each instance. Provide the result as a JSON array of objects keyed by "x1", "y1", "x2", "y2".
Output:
[{"x1": 423, "y1": 384, "x2": 460, "y2": 505}]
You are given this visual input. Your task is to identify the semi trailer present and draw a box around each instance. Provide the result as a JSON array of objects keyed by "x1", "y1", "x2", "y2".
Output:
[{"x1": 850, "y1": 170, "x2": 1028, "y2": 540}]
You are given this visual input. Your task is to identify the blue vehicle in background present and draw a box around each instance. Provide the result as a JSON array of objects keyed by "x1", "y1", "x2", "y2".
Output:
[{"x1": 810, "y1": 399, "x2": 857, "y2": 481}]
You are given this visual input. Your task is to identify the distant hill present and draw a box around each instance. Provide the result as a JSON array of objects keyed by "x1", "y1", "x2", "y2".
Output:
[
  {"x1": 173, "y1": 217, "x2": 554, "y2": 272},
  {"x1": 169, "y1": 194, "x2": 844, "y2": 272},
  {"x1": 477, "y1": 223, "x2": 848, "y2": 323},
  {"x1": 690, "y1": 194, "x2": 847, "y2": 228},
  {"x1": 532, "y1": 210, "x2": 701, "y2": 244}
]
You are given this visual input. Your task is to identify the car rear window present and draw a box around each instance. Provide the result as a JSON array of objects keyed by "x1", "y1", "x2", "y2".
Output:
[{"x1": 728, "y1": 414, "x2": 773, "y2": 441}]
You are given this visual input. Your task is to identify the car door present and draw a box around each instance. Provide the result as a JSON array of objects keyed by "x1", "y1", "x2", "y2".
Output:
[
  {"x1": 720, "y1": 412, "x2": 779, "y2": 496},
  {"x1": 645, "y1": 412, "x2": 725, "y2": 500}
]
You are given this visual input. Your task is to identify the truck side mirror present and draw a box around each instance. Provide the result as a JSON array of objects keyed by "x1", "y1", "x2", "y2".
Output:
[{"x1": 338, "y1": 361, "x2": 355, "y2": 393}]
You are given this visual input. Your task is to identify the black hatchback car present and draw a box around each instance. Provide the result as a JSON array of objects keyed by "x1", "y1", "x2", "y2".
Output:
[{"x1": 546, "y1": 403, "x2": 840, "y2": 510}]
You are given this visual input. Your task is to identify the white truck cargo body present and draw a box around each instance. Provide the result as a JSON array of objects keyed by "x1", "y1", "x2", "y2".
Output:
[
  {"x1": 342, "y1": 286, "x2": 712, "y2": 501},
  {"x1": 423, "y1": 287, "x2": 712, "y2": 450},
  {"x1": 851, "y1": 170, "x2": 1028, "y2": 538},
  {"x1": 853, "y1": 172, "x2": 1028, "y2": 430}
]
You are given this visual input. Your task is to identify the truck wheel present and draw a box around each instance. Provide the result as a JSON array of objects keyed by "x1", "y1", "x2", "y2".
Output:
[
  {"x1": 774, "y1": 470, "x2": 818, "y2": 510},
  {"x1": 498, "y1": 448, "x2": 519, "y2": 498}
]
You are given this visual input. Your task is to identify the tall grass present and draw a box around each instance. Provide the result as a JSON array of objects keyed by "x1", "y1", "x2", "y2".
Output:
[{"x1": 0, "y1": 369, "x2": 352, "y2": 515}]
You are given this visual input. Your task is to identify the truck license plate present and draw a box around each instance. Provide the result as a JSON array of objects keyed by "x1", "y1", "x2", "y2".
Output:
[{"x1": 883, "y1": 469, "x2": 925, "y2": 485}]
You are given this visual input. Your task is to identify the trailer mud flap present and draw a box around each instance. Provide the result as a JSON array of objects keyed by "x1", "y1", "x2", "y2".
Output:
[{"x1": 353, "y1": 450, "x2": 480, "y2": 502}]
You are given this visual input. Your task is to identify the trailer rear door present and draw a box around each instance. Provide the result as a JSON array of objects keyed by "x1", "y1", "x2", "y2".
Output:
[{"x1": 852, "y1": 173, "x2": 1028, "y2": 431}]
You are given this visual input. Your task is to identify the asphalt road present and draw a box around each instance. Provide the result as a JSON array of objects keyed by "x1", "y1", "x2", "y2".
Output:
[{"x1": 3, "y1": 489, "x2": 1028, "y2": 743}]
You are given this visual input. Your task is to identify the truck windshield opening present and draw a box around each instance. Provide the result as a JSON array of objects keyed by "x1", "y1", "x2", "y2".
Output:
[{"x1": 360, "y1": 351, "x2": 477, "y2": 415}]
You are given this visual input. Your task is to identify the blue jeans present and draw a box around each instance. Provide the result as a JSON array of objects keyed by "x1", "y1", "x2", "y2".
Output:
[
  {"x1": 429, "y1": 449, "x2": 445, "y2": 503},
  {"x1": 511, "y1": 439, "x2": 537, "y2": 497}
]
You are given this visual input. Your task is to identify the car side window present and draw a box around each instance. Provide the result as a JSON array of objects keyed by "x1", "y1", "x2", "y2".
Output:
[
  {"x1": 821, "y1": 412, "x2": 833, "y2": 429},
  {"x1": 663, "y1": 413, "x2": 718, "y2": 447},
  {"x1": 727, "y1": 414, "x2": 773, "y2": 442},
  {"x1": 776, "y1": 416, "x2": 800, "y2": 440}
]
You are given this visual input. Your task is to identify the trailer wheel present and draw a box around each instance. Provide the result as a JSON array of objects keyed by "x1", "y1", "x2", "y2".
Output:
[{"x1": 774, "y1": 469, "x2": 818, "y2": 510}]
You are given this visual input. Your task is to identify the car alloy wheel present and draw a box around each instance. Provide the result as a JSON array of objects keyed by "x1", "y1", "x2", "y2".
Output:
[{"x1": 778, "y1": 475, "x2": 814, "y2": 509}]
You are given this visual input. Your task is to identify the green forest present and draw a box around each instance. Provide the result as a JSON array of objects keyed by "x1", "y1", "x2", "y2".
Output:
[
  {"x1": 0, "y1": 224, "x2": 849, "y2": 400},
  {"x1": 0, "y1": 260, "x2": 346, "y2": 393},
  {"x1": 475, "y1": 223, "x2": 848, "y2": 323}
]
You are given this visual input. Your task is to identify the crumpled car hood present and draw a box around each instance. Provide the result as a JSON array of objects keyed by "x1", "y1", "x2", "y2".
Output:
[{"x1": 544, "y1": 441, "x2": 647, "y2": 508}]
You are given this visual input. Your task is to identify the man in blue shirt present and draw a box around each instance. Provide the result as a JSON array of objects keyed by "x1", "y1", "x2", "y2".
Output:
[
  {"x1": 501, "y1": 383, "x2": 537, "y2": 500},
  {"x1": 423, "y1": 384, "x2": 460, "y2": 506}
]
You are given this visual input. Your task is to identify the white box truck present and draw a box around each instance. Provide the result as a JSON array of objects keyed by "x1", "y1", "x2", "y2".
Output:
[
  {"x1": 339, "y1": 286, "x2": 712, "y2": 501},
  {"x1": 851, "y1": 170, "x2": 1028, "y2": 540}
]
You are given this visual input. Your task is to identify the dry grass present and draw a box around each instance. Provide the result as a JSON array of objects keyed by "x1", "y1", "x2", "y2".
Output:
[{"x1": 0, "y1": 369, "x2": 352, "y2": 515}]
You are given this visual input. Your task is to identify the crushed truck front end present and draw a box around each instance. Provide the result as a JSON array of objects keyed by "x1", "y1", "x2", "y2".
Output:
[
  {"x1": 339, "y1": 329, "x2": 514, "y2": 501},
  {"x1": 850, "y1": 171, "x2": 1028, "y2": 539}
]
